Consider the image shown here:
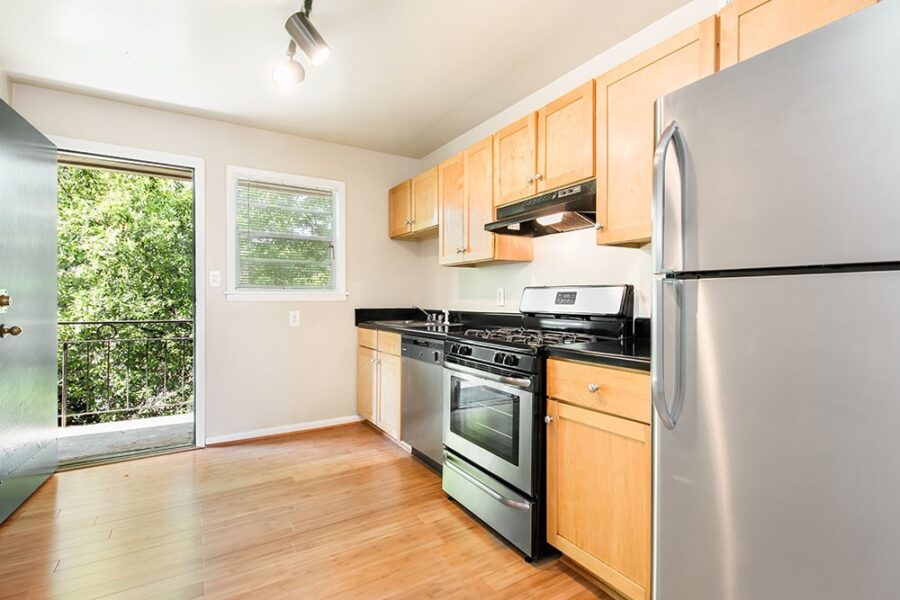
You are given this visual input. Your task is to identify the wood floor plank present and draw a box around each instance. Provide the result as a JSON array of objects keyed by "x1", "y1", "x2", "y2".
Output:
[{"x1": 0, "y1": 423, "x2": 610, "y2": 599}]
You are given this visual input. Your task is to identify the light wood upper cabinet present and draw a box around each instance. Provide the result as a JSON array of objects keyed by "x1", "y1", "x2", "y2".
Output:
[
  {"x1": 376, "y1": 352, "x2": 402, "y2": 440},
  {"x1": 410, "y1": 166, "x2": 439, "y2": 233},
  {"x1": 547, "y1": 399, "x2": 652, "y2": 600},
  {"x1": 388, "y1": 180, "x2": 412, "y2": 239},
  {"x1": 463, "y1": 137, "x2": 496, "y2": 263},
  {"x1": 719, "y1": 0, "x2": 876, "y2": 69},
  {"x1": 356, "y1": 345, "x2": 376, "y2": 422},
  {"x1": 537, "y1": 80, "x2": 596, "y2": 193},
  {"x1": 439, "y1": 140, "x2": 533, "y2": 267},
  {"x1": 389, "y1": 168, "x2": 439, "y2": 240},
  {"x1": 596, "y1": 17, "x2": 718, "y2": 247},
  {"x1": 493, "y1": 113, "x2": 538, "y2": 207},
  {"x1": 438, "y1": 153, "x2": 467, "y2": 265}
]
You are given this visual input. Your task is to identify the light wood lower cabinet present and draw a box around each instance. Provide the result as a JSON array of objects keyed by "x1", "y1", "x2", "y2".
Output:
[
  {"x1": 546, "y1": 360, "x2": 652, "y2": 600},
  {"x1": 356, "y1": 345, "x2": 376, "y2": 422},
  {"x1": 375, "y1": 352, "x2": 402, "y2": 439},
  {"x1": 356, "y1": 328, "x2": 402, "y2": 439}
]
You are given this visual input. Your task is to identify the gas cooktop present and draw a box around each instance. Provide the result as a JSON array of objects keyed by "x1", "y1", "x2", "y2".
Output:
[{"x1": 460, "y1": 327, "x2": 596, "y2": 348}]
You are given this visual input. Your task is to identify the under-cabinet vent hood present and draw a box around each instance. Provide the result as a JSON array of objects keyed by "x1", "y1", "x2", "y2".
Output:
[{"x1": 484, "y1": 179, "x2": 596, "y2": 237}]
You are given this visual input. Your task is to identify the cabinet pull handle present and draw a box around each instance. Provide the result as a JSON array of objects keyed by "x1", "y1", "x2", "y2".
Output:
[
  {"x1": 526, "y1": 176, "x2": 534, "y2": 184},
  {"x1": 544, "y1": 415, "x2": 553, "y2": 424},
  {"x1": 587, "y1": 383, "x2": 599, "y2": 393},
  {"x1": 535, "y1": 173, "x2": 543, "y2": 181}
]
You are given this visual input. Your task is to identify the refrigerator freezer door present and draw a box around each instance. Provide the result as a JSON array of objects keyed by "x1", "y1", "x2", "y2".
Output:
[
  {"x1": 656, "y1": 1, "x2": 900, "y2": 274},
  {"x1": 654, "y1": 270, "x2": 900, "y2": 599}
]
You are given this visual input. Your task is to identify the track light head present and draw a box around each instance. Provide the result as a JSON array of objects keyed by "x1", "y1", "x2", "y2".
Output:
[{"x1": 285, "y1": 11, "x2": 331, "y2": 66}]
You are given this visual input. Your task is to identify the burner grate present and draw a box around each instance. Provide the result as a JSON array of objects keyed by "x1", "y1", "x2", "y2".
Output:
[{"x1": 462, "y1": 327, "x2": 595, "y2": 347}]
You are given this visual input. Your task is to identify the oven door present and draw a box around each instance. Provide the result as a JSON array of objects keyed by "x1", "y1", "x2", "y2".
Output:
[{"x1": 443, "y1": 361, "x2": 534, "y2": 496}]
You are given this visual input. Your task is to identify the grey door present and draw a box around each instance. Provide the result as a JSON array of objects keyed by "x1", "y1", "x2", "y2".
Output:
[
  {"x1": 656, "y1": 1, "x2": 899, "y2": 274},
  {"x1": 654, "y1": 270, "x2": 900, "y2": 599},
  {"x1": 0, "y1": 100, "x2": 58, "y2": 523}
]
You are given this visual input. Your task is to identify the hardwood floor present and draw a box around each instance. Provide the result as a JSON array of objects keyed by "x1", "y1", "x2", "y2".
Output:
[{"x1": 0, "y1": 423, "x2": 610, "y2": 599}]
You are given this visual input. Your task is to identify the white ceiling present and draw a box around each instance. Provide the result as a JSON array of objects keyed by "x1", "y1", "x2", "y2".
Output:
[{"x1": 0, "y1": 0, "x2": 689, "y2": 158}]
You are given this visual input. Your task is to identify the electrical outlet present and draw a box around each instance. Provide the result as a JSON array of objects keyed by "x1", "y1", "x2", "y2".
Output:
[
  {"x1": 496, "y1": 287, "x2": 505, "y2": 307},
  {"x1": 289, "y1": 310, "x2": 300, "y2": 327},
  {"x1": 208, "y1": 270, "x2": 221, "y2": 287}
]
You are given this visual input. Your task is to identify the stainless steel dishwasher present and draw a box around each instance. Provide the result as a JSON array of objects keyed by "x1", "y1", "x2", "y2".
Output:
[{"x1": 400, "y1": 335, "x2": 444, "y2": 472}]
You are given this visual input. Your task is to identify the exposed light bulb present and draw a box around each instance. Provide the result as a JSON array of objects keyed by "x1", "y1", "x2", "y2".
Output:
[
  {"x1": 273, "y1": 59, "x2": 305, "y2": 86},
  {"x1": 536, "y1": 212, "x2": 565, "y2": 226},
  {"x1": 273, "y1": 40, "x2": 305, "y2": 87}
]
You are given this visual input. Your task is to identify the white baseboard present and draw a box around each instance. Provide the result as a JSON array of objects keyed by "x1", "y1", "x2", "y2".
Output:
[{"x1": 205, "y1": 415, "x2": 363, "y2": 445}]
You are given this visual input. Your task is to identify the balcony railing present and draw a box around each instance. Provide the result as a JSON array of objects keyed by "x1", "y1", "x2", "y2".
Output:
[{"x1": 58, "y1": 320, "x2": 193, "y2": 427}]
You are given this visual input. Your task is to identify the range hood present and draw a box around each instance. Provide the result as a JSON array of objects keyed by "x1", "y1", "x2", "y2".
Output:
[{"x1": 484, "y1": 179, "x2": 596, "y2": 237}]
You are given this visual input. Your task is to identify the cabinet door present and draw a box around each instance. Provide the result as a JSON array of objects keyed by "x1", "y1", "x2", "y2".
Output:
[
  {"x1": 411, "y1": 166, "x2": 439, "y2": 233},
  {"x1": 388, "y1": 180, "x2": 412, "y2": 239},
  {"x1": 463, "y1": 136, "x2": 495, "y2": 262},
  {"x1": 719, "y1": 0, "x2": 876, "y2": 69},
  {"x1": 438, "y1": 153, "x2": 467, "y2": 265},
  {"x1": 376, "y1": 352, "x2": 402, "y2": 439},
  {"x1": 356, "y1": 346, "x2": 376, "y2": 422},
  {"x1": 547, "y1": 400, "x2": 651, "y2": 600},
  {"x1": 596, "y1": 17, "x2": 717, "y2": 246},
  {"x1": 537, "y1": 81, "x2": 595, "y2": 192},
  {"x1": 493, "y1": 113, "x2": 537, "y2": 206}
]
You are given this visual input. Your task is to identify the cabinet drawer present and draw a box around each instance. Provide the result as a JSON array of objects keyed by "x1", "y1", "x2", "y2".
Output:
[
  {"x1": 357, "y1": 327, "x2": 377, "y2": 350},
  {"x1": 376, "y1": 331, "x2": 402, "y2": 356},
  {"x1": 547, "y1": 359, "x2": 650, "y2": 424}
]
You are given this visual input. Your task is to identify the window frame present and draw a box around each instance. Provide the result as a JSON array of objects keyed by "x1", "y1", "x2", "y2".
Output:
[{"x1": 225, "y1": 165, "x2": 347, "y2": 302}]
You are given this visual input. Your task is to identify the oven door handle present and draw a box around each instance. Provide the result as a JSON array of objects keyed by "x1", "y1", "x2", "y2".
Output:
[
  {"x1": 444, "y1": 362, "x2": 532, "y2": 389},
  {"x1": 443, "y1": 456, "x2": 531, "y2": 511}
]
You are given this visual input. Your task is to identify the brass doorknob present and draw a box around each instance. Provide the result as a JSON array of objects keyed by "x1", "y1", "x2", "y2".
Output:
[
  {"x1": 0, "y1": 295, "x2": 9, "y2": 307},
  {"x1": 0, "y1": 325, "x2": 22, "y2": 337}
]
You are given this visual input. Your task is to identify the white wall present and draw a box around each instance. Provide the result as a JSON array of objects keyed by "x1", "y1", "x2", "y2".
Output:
[
  {"x1": 414, "y1": 0, "x2": 723, "y2": 317},
  {"x1": 11, "y1": 83, "x2": 421, "y2": 442}
]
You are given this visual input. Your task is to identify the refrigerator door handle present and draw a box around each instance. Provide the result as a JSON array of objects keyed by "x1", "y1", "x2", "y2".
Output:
[
  {"x1": 652, "y1": 277, "x2": 685, "y2": 429},
  {"x1": 652, "y1": 116, "x2": 686, "y2": 275}
]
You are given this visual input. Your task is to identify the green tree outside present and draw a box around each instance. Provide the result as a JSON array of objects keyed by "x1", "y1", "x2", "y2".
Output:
[{"x1": 57, "y1": 165, "x2": 194, "y2": 425}]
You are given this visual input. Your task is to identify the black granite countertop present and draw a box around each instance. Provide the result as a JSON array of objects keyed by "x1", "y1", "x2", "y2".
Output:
[
  {"x1": 355, "y1": 308, "x2": 651, "y2": 371},
  {"x1": 546, "y1": 338, "x2": 651, "y2": 372}
]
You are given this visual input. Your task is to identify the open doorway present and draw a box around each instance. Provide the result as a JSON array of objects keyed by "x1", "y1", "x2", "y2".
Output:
[{"x1": 55, "y1": 149, "x2": 200, "y2": 467}]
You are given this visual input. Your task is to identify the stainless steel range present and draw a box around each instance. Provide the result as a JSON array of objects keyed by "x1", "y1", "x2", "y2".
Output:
[{"x1": 441, "y1": 284, "x2": 634, "y2": 559}]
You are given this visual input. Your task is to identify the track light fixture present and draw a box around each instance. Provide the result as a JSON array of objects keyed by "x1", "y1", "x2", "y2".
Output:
[
  {"x1": 285, "y1": 0, "x2": 331, "y2": 66},
  {"x1": 272, "y1": 40, "x2": 306, "y2": 87}
]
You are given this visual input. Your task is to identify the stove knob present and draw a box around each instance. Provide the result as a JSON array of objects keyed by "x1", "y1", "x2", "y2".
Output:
[
  {"x1": 494, "y1": 352, "x2": 505, "y2": 364},
  {"x1": 460, "y1": 346, "x2": 473, "y2": 357},
  {"x1": 450, "y1": 343, "x2": 460, "y2": 354},
  {"x1": 504, "y1": 354, "x2": 519, "y2": 367}
]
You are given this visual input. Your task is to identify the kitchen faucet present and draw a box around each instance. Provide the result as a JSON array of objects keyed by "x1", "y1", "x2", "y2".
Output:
[{"x1": 413, "y1": 306, "x2": 436, "y2": 322}]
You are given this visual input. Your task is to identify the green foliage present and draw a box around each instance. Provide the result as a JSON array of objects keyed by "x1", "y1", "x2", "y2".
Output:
[
  {"x1": 57, "y1": 166, "x2": 194, "y2": 426},
  {"x1": 57, "y1": 165, "x2": 193, "y2": 322}
]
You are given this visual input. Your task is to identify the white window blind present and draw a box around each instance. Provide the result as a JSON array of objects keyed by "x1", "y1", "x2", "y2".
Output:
[{"x1": 235, "y1": 178, "x2": 336, "y2": 290}]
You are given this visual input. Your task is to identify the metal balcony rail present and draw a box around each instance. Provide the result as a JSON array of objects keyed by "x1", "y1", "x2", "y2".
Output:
[{"x1": 58, "y1": 320, "x2": 193, "y2": 427}]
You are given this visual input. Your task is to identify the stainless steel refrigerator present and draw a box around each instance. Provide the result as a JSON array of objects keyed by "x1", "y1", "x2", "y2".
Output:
[
  {"x1": 0, "y1": 99, "x2": 58, "y2": 522},
  {"x1": 651, "y1": 2, "x2": 900, "y2": 598}
]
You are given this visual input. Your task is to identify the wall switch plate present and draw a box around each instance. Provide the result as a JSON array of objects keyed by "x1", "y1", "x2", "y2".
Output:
[
  {"x1": 208, "y1": 270, "x2": 221, "y2": 287},
  {"x1": 289, "y1": 310, "x2": 300, "y2": 327},
  {"x1": 495, "y1": 287, "x2": 505, "y2": 307}
]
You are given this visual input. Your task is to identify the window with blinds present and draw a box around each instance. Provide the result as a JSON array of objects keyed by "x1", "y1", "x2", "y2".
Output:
[{"x1": 235, "y1": 177, "x2": 336, "y2": 290}]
